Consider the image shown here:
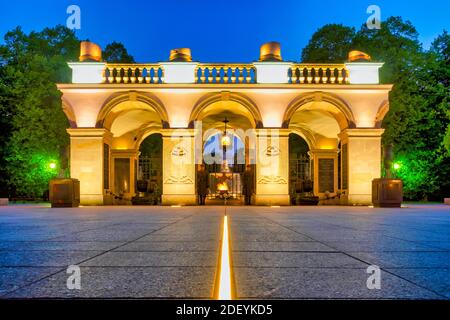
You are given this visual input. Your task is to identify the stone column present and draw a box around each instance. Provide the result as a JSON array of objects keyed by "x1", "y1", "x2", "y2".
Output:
[
  {"x1": 161, "y1": 129, "x2": 197, "y2": 205},
  {"x1": 67, "y1": 128, "x2": 112, "y2": 205},
  {"x1": 309, "y1": 149, "x2": 339, "y2": 196},
  {"x1": 339, "y1": 128, "x2": 384, "y2": 205},
  {"x1": 254, "y1": 129, "x2": 290, "y2": 205}
]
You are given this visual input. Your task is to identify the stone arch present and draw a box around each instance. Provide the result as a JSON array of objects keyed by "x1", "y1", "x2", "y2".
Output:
[
  {"x1": 96, "y1": 91, "x2": 170, "y2": 129},
  {"x1": 134, "y1": 127, "x2": 164, "y2": 150},
  {"x1": 374, "y1": 100, "x2": 389, "y2": 128},
  {"x1": 62, "y1": 97, "x2": 77, "y2": 128},
  {"x1": 289, "y1": 128, "x2": 317, "y2": 150},
  {"x1": 282, "y1": 92, "x2": 356, "y2": 130},
  {"x1": 188, "y1": 91, "x2": 263, "y2": 129}
]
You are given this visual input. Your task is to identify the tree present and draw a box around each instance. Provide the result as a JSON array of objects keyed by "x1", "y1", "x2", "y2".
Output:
[
  {"x1": 0, "y1": 26, "x2": 78, "y2": 197},
  {"x1": 300, "y1": 18, "x2": 450, "y2": 200},
  {"x1": 103, "y1": 41, "x2": 135, "y2": 63},
  {"x1": 301, "y1": 24, "x2": 355, "y2": 63}
]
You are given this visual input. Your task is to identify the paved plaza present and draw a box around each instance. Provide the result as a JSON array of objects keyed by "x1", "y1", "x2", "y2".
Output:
[{"x1": 0, "y1": 204, "x2": 450, "y2": 299}]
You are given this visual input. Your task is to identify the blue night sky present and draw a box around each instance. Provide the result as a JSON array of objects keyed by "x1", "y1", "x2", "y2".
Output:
[{"x1": 1, "y1": 0, "x2": 449, "y2": 62}]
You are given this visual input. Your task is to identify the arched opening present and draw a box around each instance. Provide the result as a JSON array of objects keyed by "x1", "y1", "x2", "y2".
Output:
[
  {"x1": 98, "y1": 93, "x2": 167, "y2": 204},
  {"x1": 132, "y1": 133, "x2": 163, "y2": 205},
  {"x1": 289, "y1": 133, "x2": 312, "y2": 204},
  {"x1": 286, "y1": 95, "x2": 351, "y2": 200},
  {"x1": 193, "y1": 98, "x2": 258, "y2": 205}
]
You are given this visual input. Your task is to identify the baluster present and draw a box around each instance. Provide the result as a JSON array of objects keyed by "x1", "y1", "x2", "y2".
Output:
[
  {"x1": 305, "y1": 67, "x2": 312, "y2": 83},
  {"x1": 136, "y1": 67, "x2": 143, "y2": 83},
  {"x1": 245, "y1": 67, "x2": 251, "y2": 83},
  {"x1": 122, "y1": 68, "x2": 129, "y2": 83},
  {"x1": 223, "y1": 67, "x2": 229, "y2": 83},
  {"x1": 313, "y1": 68, "x2": 320, "y2": 83},
  {"x1": 114, "y1": 68, "x2": 121, "y2": 83},
  {"x1": 149, "y1": 67, "x2": 155, "y2": 83},
  {"x1": 145, "y1": 67, "x2": 150, "y2": 83},
  {"x1": 211, "y1": 67, "x2": 217, "y2": 83},
  {"x1": 330, "y1": 68, "x2": 336, "y2": 84},
  {"x1": 337, "y1": 68, "x2": 343, "y2": 84},
  {"x1": 129, "y1": 67, "x2": 136, "y2": 83},
  {"x1": 200, "y1": 67, "x2": 206, "y2": 83},
  {"x1": 160, "y1": 67, "x2": 164, "y2": 83},
  {"x1": 298, "y1": 67, "x2": 305, "y2": 83},
  {"x1": 206, "y1": 68, "x2": 212, "y2": 83},
  {"x1": 230, "y1": 67, "x2": 236, "y2": 83},
  {"x1": 321, "y1": 68, "x2": 327, "y2": 83},
  {"x1": 237, "y1": 67, "x2": 244, "y2": 83},
  {"x1": 293, "y1": 67, "x2": 299, "y2": 83},
  {"x1": 107, "y1": 67, "x2": 114, "y2": 83},
  {"x1": 343, "y1": 68, "x2": 349, "y2": 84}
]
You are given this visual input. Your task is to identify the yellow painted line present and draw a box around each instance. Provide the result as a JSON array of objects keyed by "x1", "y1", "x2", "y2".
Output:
[{"x1": 214, "y1": 213, "x2": 235, "y2": 300}]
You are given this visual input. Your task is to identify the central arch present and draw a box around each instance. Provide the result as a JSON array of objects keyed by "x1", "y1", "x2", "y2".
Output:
[
  {"x1": 188, "y1": 92, "x2": 263, "y2": 128},
  {"x1": 190, "y1": 92, "x2": 260, "y2": 205}
]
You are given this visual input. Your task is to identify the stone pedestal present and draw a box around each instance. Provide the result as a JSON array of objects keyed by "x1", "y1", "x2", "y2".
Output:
[
  {"x1": 49, "y1": 178, "x2": 80, "y2": 208},
  {"x1": 372, "y1": 178, "x2": 403, "y2": 207}
]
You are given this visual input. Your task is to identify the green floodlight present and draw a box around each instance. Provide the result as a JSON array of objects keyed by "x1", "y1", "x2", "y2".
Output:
[
  {"x1": 49, "y1": 162, "x2": 57, "y2": 169},
  {"x1": 393, "y1": 162, "x2": 401, "y2": 170}
]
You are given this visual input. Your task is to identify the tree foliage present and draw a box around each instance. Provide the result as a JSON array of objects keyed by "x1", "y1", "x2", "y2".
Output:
[
  {"x1": 103, "y1": 41, "x2": 135, "y2": 63},
  {"x1": 301, "y1": 24, "x2": 356, "y2": 63},
  {"x1": 0, "y1": 26, "x2": 78, "y2": 197},
  {"x1": 301, "y1": 17, "x2": 450, "y2": 200}
]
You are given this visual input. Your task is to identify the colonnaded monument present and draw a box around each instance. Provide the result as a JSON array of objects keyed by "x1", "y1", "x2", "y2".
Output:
[{"x1": 59, "y1": 41, "x2": 391, "y2": 206}]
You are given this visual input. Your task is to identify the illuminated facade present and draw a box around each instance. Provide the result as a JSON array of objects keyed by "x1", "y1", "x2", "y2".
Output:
[{"x1": 58, "y1": 42, "x2": 392, "y2": 206}]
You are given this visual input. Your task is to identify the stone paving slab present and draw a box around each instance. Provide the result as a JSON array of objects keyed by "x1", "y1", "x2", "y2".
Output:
[
  {"x1": 114, "y1": 241, "x2": 219, "y2": 252},
  {"x1": 0, "y1": 241, "x2": 124, "y2": 251},
  {"x1": 81, "y1": 251, "x2": 218, "y2": 267},
  {"x1": 0, "y1": 250, "x2": 103, "y2": 267},
  {"x1": 232, "y1": 241, "x2": 336, "y2": 252},
  {"x1": 385, "y1": 268, "x2": 450, "y2": 298},
  {"x1": 0, "y1": 267, "x2": 60, "y2": 296},
  {"x1": 4, "y1": 266, "x2": 215, "y2": 298},
  {"x1": 1, "y1": 204, "x2": 450, "y2": 299},
  {"x1": 350, "y1": 251, "x2": 450, "y2": 268},
  {"x1": 232, "y1": 251, "x2": 367, "y2": 268},
  {"x1": 233, "y1": 267, "x2": 442, "y2": 299}
]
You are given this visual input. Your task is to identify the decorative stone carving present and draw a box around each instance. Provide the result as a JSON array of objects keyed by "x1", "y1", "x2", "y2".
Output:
[
  {"x1": 164, "y1": 175, "x2": 194, "y2": 184},
  {"x1": 265, "y1": 146, "x2": 280, "y2": 156},
  {"x1": 171, "y1": 146, "x2": 187, "y2": 157},
  {"x1": 257, "y1": 175, "x2": 287, "y2": 184}
]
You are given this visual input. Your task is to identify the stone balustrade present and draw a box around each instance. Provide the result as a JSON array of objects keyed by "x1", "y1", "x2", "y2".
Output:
[
  {"x1": 195, "y1": 64, "x2": 256, "y2": 84},
  {"x1": 288, "y1": 64, "x2": 349, "y2": 84},
  {"x1": 102, "y1": 64, "x2": 164, "y2": 84},
  {"x1": 69, "y1": 61, "x2": 382, "y2": 85}
]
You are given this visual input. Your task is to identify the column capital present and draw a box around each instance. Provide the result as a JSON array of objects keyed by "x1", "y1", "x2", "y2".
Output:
[
  {"x1": 339, "y1": 128, "x2": 385, "y2": 139},
  {"x1": 309, "y1": 148, "x2": 339, "y2": 156},
  {"x1": 110, "y1": 149, "x2": 139, "y2": 158},
  {"x1": 161, "y1": 128, "x2": 196, "y2": 138},
  {"x1": 67, "y1": 128, "x2": 112, "y2": 140},
  {"x1": 254, "y1": 128, "x2": 290, "y2": 138}
]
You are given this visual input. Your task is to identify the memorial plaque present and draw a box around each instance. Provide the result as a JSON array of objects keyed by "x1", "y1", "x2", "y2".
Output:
[{"x1": 318, "y1": 158, "x2": 334, "y2": 193}]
